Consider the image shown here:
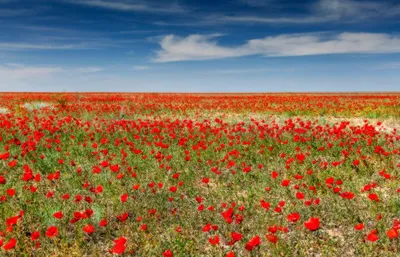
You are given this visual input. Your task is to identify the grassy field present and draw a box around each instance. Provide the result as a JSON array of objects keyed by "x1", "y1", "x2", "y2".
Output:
[{"x1": 0, "y1": 93, "x2": 399, "y2": 256}]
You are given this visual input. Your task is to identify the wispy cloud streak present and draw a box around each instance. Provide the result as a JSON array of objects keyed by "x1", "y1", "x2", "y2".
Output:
[
  {"x1": 154, "y1": 32, "x2": 400, "y2": 62},
  {"x1": 66, "y1": 0, "x2": 187, "y2": 14}
]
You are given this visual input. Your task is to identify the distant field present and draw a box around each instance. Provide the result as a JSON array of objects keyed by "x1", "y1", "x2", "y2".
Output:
[
  {"x1": 1, "y1": 92, "x2": 399, "y2": 118},
  {"x1": 0, "y1": 93, "x2": 399, "y2": 256}
]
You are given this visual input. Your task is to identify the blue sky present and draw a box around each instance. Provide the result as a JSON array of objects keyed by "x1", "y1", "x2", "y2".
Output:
[{"x1": 0, "y1": 0, "x2": 400, "y2": 92}]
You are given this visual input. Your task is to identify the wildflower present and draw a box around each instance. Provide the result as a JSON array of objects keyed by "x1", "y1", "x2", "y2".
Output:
[
  {"x1": 45, "y1": 226, "x2": 59, "y2": 238},
  {"x1": 83, "y1": 224, "x2": 95, "y2": 234},
  {"x1": 304, "y1": 217, "x2": 320, "y2": 231},
  {"x1": 287, "y1": 212, "x2": 300, "y2": 222},
  {"x1": 2, "y1": 238, "x2": 16, "y2": 250},
  {"x1": 163, "y1": 249, "x2": 173, "y2": 257},
  {"x1": 354, "y1": 223, "x2": 364, "y2": 231},
  {"x1": 245, "y1": 236, "x2": 261, "y2": 251},
  {"x1": 208, "y1": 235, "x2": 220, "y2": 245}
]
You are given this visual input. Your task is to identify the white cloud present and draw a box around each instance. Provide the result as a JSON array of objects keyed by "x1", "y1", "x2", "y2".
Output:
[
  {"x1": 133, "y1": 65, "x2": 150, "y2": 70},
  {"x1": 154, "y1": 32, "x2": 400, "y2": 62},
  {"x1": 238, "y1": 0, "x2": 273, "y2": 7},
  {"x1": 205, "y1": 67, "x2": 295, "y2": 74},
  {"x1": 67, "y1": 0, "x2": 187, "y2": 14},
  {"x1": 0, "y1": 9, "x2": 30, "y2": 17},
  {"x1": 154, "y1": 34, "x2": 243, "y2": 62},
  {"x1": 387, "y1": 6, "x2": 400, "y2": 17},
  {"x1": 0, "y1": 64, "x2": 63, "y2": 80},
  {"x1": 0, "y1": 42, "x2": 94, "y2": 50},
  {"x1": 117, "y1": 29, "x2": 165, "y2": 34},
  {"x1": 217, "y1": 0, "x2": 399, "y2": 24},
  {"x1": 216, "y1": 14, "x2": 337, "y2": 24},
  {"x1": 374, "y1": 62, "x2": 400, "y2": 70},
  {"x1": 0, "y1": 64, "x2": 106, "y2": 85},
  {"x1": 76, "y1": 67, "x2": 104, "y2": 73},
  {"x1": 314, "y1": 0, "x2": 382, "y2": 18},
  {"x1": 4, "y1": 63, "x2": 24, "y2": 68}
]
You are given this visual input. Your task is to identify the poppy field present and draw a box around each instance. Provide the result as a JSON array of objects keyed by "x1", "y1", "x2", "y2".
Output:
[{"x1": 0, "y1": 92, "x2": 400, "y2": 256}]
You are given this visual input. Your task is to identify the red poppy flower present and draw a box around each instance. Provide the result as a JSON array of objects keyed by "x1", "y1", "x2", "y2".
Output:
[
  {"x1": 221, "y1": 208, "x2": 234, "y2": 223},
  {"x1": 245, "y1": 236, "x2": 261, "y2": 251},
  {"x1": 8, "y1": 160, "x2": 17, "y2": 167},
  {"x1": 281, "y1": 179, "x2": 290, "y2": 187},
  {"x1": 354, "y1": 223, "x2": 364, "y2": 231},
  {"x1": 83, "y1": 224, "x2": 95, "y2": 234},
  {"x1": 287, "y1": 212, "x2": 300, "y2": 222},
  {"x1": 368, "y1": 193, "x2": 379, "y2": 202},
  {"x1": 110, "y1": 236, "x2": 126, "y2": 255},
  {"x1": 208, "y1": 235, "x2": 220, "y2": 245},
  {"x1": 367, "y1": 232, "x2": 379, "y2": 242},
  {"x1": 45, "y1": 226, "x2": 59, "y2": 238},
  {"x1": 387, "y1": 229, "x2": 398, "y2": 239},
  {"x1": 163, "y1": 249, "x2": 173, "y2": 257},
  {"x1": 2, "y1": 238, "x2": 16, "y2": 250},
  {"x1": 6, "y1": 216, "x2": 19, "y2": 226},
  {"x1": 116, "y1": 212, "x2": 129, "y2": 222},
  {"x1": 340, "y1": 192, "x2": 354, "y2": 200},
  {"x1": 296, "y1": 192, "x2": 305, "y2": 200},
  {"x1": 120, "y1": 193, "x2": 128, "y2": 203},
  {"x1": 304, "y1": 217, "x2": 320, "y2": 231},
  {"x1": 31, "y1": 231, "x2": 40, "y2": 241},
  {"x1": 99, "y1": 219, "x2": 108, "y2": 227},
  {"x1": 266, "y1": 234, "x2": 278, "y2": 244},
  {"x1": 53, "y1": 211, "x2": 63, "y2": 219},
  {"x1": 6, "y1": 188, "x2": 15, "y2": 197},
  {"x1": 231, "y1": 232, "x2": 242, "y2": 242}
]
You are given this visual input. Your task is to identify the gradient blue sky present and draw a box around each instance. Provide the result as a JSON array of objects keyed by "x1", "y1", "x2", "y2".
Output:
[{"x1": 1, "y1": 0, "x2": 400, "y2": 92}]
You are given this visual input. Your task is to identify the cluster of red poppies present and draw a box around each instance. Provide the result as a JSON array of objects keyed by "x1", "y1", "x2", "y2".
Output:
[
  {"x1": 0, "y1": 93, "x2": 399, "y2": 256},
  {"x1": 0, "y1": 92, "x2": 399, "y2": 117}
]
